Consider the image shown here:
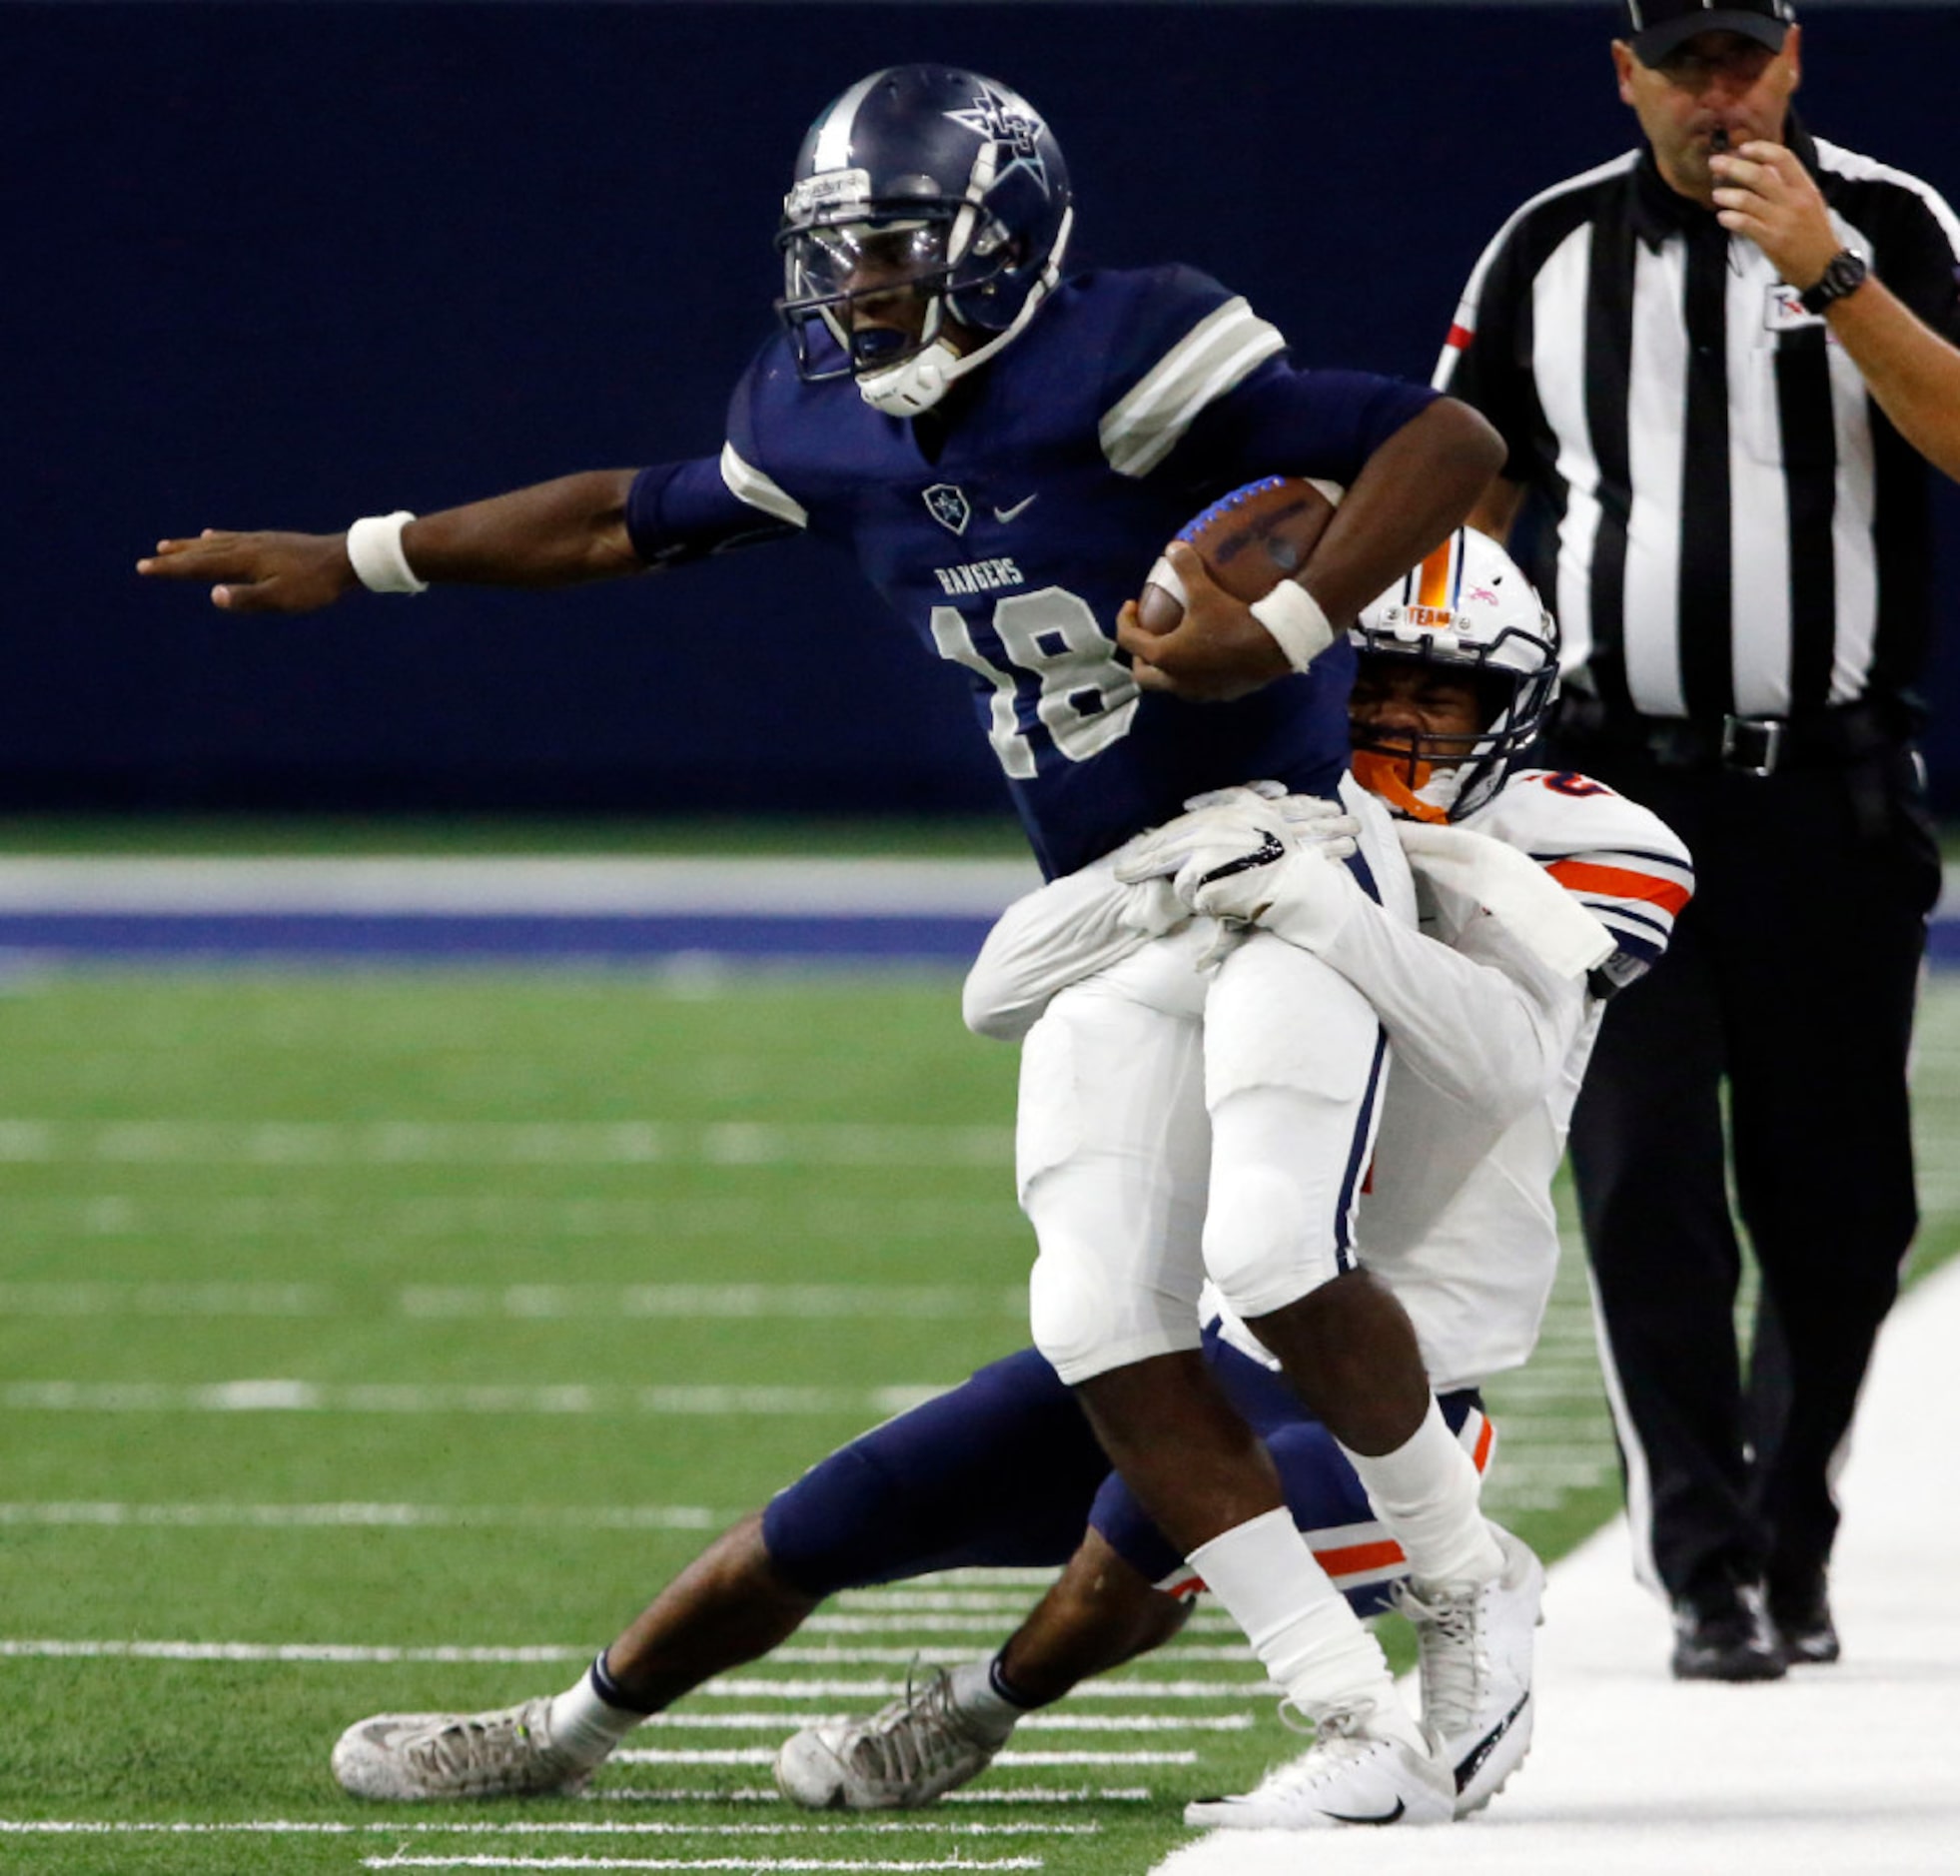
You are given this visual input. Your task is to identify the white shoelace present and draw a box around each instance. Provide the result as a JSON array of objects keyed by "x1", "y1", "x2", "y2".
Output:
[
  {"x1": 1394, "y1": 1579, "x2": 1487, "y2": 1738},
  {"x1": 844, "y1": 1670, "x2": 986, "y2": 1790},
  {"x1": 408, "y1": 1699, "x2": 563, "y2": 1784}
]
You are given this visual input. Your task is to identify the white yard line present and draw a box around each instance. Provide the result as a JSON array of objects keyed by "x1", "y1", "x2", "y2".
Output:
[
  {"x1": 609, "y1": 1749, "x2": 1195, "y2": 1769},
  {"x1": 0, "y1": 1119, "x2": 1012, "y2": 1167},
  {"x1": 360, "y1": 1859, "x2": 1044, "y2": 1873},
  {"x1": 0, "y1": 856, "x2": 1040, "y2": 916},
  {"x1": 0, "y1": 1283, "x2": 1024, "y2": 1320},
  {"x1": 0, "y1": 1502, "x2": 722, "y2": 1532},
  {"x1": 592, "y1": 1790, "x2": 1148, "y2": 1808},
  {"x1": 0, "y1": 1640, "x2": 1262, "y2": 1692},
  {"x1": 1150, "y1": 1255, "x2": 1960, "y2": 1876},
  {"x1": 0, "y1": 1822, "x2": 1087, "y2": 1837},
  {"x1": 0, "y1": 1382, "x2": 951, "y2": 1417},
  {"x1": 9, "y1": 1195, "x2": 1015, "y2": 1244},
  {"x1": 631, "y1": 1714, "x2": 1250, "y2": 1734}
]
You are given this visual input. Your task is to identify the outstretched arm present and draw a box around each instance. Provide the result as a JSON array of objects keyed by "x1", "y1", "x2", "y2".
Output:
[
  {"x1": 1714, "y1": 141, "x2": 1960, "y2": 483},
  {"x1": 138, "y1": 469, "x2": 646, "y2": 613}
]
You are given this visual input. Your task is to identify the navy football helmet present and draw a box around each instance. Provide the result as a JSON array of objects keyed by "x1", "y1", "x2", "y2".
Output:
[
  {"x1": 1349, "y1": 528, "x2": 1561, "y2": 822},
  {"x1": 776, "y1": 66, "x2": 1074, "y2": 416}
]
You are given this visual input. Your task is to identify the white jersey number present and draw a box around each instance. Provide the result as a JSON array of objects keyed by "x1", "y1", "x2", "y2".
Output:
[{"x1": 931, "y1": 589, "x2": 1139, "y2": 779}]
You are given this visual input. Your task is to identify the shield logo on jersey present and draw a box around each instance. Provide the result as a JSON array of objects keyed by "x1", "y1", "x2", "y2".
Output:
[{"x1": 924, "y1": 484, "x2": 972, "y2": 535}]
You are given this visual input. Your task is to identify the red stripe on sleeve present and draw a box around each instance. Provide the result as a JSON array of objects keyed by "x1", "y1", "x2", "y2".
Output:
[{"x1": 1546, "y1": 858, "x2": 1690, "y2": 915}]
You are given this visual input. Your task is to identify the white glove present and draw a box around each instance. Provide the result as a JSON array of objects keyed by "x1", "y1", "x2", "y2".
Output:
[
  {"x1": 1113, "y1": 788, "x2": 1293, "y2": 906},
  {"x1": 1114, "y1": 785, "x2": 1360, "y2": 905},
  {"x1": 1113, "y1": 785, "x2": 1363, "y2": 966},
  {"x1": 1272, "y1": 791, "x2": 1361, "y2": 861},
  {"x1": 1194, "y1": 842, "x2": 1364, "y2": 955}
]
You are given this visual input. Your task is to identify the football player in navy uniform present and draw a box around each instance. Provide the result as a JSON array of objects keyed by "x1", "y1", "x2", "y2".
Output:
[
  {"x1": 143, "y1": 68, "x2": 1508, "y2": 1824},
  {"x1": 324, "y1": 535, "x2": 1691, "y2": 1826}
]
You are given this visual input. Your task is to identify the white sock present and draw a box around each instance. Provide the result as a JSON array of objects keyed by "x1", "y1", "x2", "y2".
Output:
[
  {"x1": 1188, "y1": 1507, "x2": 1423, "y2": 1751},
  {"x1": 948, "y1": 1656, "x2": 1023, "y2": 1744},
  {"x1": 1342, "y1": 1397, "x2": 1502, "y2": 1589},
  {"x1": 545, "y1": 1660, "x2": 648, "y2": 1768}
]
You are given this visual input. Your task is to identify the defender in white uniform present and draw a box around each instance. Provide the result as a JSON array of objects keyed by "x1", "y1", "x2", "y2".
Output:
[{"x1": 778, "y1": 528, "x2": 1692, "y2": 1828}]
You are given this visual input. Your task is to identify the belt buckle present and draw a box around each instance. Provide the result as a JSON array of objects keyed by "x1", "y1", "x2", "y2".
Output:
[{"x1": 1720, "y1": 714, "x2": 1783, "y2": 777}]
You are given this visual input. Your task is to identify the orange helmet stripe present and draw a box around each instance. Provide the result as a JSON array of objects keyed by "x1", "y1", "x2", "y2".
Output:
[{"x1": 1414, "y1": 535, "x2": 1458, "y2": 616}]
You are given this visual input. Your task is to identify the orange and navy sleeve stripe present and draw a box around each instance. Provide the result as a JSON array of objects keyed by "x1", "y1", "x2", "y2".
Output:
[{"x1": 1532, "y1": 844, "x2": 1695, "y2": 968}]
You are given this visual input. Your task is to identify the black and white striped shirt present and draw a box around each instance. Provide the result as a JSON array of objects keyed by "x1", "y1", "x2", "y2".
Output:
[{"x1": 1437, "y1": 120, "x2": 1960, "y2": 726}]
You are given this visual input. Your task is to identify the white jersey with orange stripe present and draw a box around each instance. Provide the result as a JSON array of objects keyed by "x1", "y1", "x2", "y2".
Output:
[{"x1": 1210, "y1": 763, "x2": 1692, "y2": 1393}]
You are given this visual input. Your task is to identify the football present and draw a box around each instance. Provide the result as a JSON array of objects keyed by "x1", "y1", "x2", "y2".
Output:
[{"x1": 1134, "y1": 475, "x2": 1341, "y2": 634}]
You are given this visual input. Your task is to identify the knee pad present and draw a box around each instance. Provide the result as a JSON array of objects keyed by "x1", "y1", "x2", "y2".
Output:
[
  {"x1": 1203, "y1": 1159, "x2": 1339, "y2": 1319},
  {"x1": 1027, "y1": 1243, "x2": 1111, "y2": 1380},
  {"x1": 1028, "y1": 1238, "x2": 1200, "y2": 1384}
]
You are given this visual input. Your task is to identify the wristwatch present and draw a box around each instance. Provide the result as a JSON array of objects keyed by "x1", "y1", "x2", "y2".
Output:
[{"x1": 1798, "y1": 249, "x2": 1869, "y2": 316}]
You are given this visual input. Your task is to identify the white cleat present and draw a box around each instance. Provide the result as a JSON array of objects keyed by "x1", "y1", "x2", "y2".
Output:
[
  {"x1": 774, "y1": 1667, "x2": 1009, "y2": 1811},
  {"x1": 331, "y1": 1696, "x2": 590, "y2": 1802},
  {"x1": 1182, "y1": 1704, "x2": 1455, "y2": 1829},
  {"x1": 1394, "y1": 1522, "x2": 1545, "y2": 1817}
]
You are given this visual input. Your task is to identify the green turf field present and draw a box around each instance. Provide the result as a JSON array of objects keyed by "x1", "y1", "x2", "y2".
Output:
[{"x1": 2, "y1": 964, "x2": 1956, "y2": 1875}]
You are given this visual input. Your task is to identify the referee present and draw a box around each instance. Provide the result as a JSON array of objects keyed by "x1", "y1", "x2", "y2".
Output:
[{"x1": 1438, "y1": 0, "x2": 1960, "y2": 1680}]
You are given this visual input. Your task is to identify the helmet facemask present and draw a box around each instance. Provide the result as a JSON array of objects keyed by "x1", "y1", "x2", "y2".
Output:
[{"x1": 776, "y1": 201, "x2": 1018, "y2": 384}]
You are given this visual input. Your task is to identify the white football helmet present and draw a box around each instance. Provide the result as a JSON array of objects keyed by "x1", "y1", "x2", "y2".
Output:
[{"x1": 1348, "y1": 528, "x2": 1559, "y2": 822}]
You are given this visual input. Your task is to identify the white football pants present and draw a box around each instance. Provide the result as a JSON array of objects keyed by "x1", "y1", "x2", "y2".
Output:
[{"x1": 1023, "y1": 783, "x2": 1411, "y2": 1385}]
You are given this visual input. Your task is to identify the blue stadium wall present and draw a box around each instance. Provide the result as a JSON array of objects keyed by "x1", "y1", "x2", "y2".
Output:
[{"x1": 7, "y1": 1, "x2": 1958, "y2": 817}]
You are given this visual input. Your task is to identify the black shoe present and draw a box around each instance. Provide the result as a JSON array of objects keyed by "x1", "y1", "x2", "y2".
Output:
[
  {"x1": 1669, "y1": 1582, "x2": 1786, "y2": 1682},
  {"x1": 1767, "y1": 1571, "x2": 1841, "y2": 1666}
]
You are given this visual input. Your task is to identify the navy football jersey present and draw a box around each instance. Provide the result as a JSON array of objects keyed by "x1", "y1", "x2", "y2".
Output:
[{"x1": 626, "y1": 265, "x2": 1436, "y2": 877}]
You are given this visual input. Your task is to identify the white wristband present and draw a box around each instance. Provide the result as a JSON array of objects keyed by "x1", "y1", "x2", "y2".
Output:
[
  {"x1": 1249, "y1": 581, "x2": 1334, "y2": 672},
  {"x1": 345, "y1": 511, "x2": 429, "y2": 594}
]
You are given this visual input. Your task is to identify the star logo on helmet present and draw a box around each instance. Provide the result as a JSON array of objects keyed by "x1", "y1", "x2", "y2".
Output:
[{"x1": 944, "y1": 82, "x2": 1048, "y2": 191}]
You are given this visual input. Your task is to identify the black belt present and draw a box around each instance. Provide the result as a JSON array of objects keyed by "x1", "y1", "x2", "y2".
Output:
[{"x1": 1557, "y1": 700, "x2": 1901, "y2": 777}]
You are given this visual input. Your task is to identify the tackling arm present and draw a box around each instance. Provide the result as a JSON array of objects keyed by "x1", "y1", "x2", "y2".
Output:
[
  {"x1": 1311, "y1": 881, "x2": 1593, "y2": 1118},
  {"x1": 963, "y1": 859, "x2": 1189, "y2": 1043},
  {"x1": 1116, "y1": 797, "x2": 1604, "y2": 1124}
]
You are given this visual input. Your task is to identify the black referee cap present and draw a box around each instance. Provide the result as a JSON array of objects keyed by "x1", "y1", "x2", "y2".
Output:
[{"x1": 1622, "y1": 0, "x2": 1796, "y2": 64}]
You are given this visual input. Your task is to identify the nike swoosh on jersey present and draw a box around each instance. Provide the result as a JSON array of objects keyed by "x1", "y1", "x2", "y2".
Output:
[{"x1": 993, "y1": 494, "x2": 1038, "y2": 522}]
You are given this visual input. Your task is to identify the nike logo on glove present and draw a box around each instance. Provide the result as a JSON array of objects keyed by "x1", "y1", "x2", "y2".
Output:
[
  {"x1": 1196, "y1": 831, "x2": 1286, "y2": 886},
  {"x1": 994, "y1": 494, "x2": 1038, "y2": 522}
]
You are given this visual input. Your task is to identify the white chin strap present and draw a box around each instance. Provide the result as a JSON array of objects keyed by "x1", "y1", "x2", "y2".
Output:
[
  {"x1": 857, "y1": 337, "x2": 971, "y2": 418},
  {"x1": 856, "y1": 207, "x2": 1073, "y2": 418}
]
